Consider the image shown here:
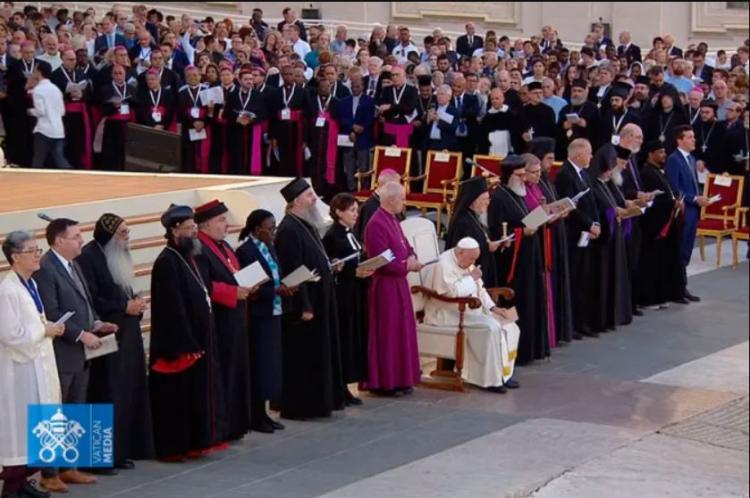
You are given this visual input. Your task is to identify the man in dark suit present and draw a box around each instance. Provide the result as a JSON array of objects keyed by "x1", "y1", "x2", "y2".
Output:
[
  {"x1": 424, "y1": 84, "x2": 460, "y2": 152},
  {"x1": 456, "y1": 22, "x2": 483, "y2": 59},
  {"x1": 34, "y1": 218, "x2": 119, "y2": 491},
  {"x1": 94, "y1": 15, "x2": 126, "y2": 54},
  {"x1": 337, "y1": 75, "x2": 376, "y2": 191},
  {"x1": 554, "y1": 139, "x2": 601, "y2": 338},
  {"x1": 692, "y1": 51, "x2": 714, "y2": 84},
  {"x1": 277, "y1": 7, "x2": 307, "y2": 41},
  {"x1": 663, "y1": 34, "x2": 683, "y2": 59},
  {"x1": 616, "y1": 31, "x2": 642, "y2": 66},
  {"x1": 451, "y1": 73, "x2": 480, "y2": 166},
  {"x1": 665, "y1": 125, "x2": 709, "y2": 303}
]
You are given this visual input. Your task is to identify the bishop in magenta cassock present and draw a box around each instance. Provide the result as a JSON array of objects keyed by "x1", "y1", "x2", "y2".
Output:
[{"x1": 362, "y1": 182, "x2": 422, "y2": 395}]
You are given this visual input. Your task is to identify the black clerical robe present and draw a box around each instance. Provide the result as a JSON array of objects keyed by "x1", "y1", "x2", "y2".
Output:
[
  {"x1": 620, "y1": 155, "x2": 645, "y2": 311},
  {"x1": 444, "y1": 209, "x2": 499, "y2": 288},
  {"x1": 645, "y1": 108, "x2": 689, "y2": 154},
  {"x1": 208, "y1": 83, "x2": 238, "y2": 175},
  {"x1": 378, "y1": 84, "x2": 419, "y2": 146},
  {"x1": 323, "y1": 223, "x2": 368, "y2": 384},
  {"x1": 271, "y1": 84, "x2": 307, "y2": 177},
  {"x1": 197, "y1": 232, "x2": 252, "y2": 441},
  {"x1": 355, "y1": 193, "x2": 381, "y2": 241},
  {"x1": 599, "y1": 108, "x2": 641, "y2": 151},
  {"x1": 76, "y1": 241, "x2": 154, "y2": 463},
  {"x1": 304, "y1": 94, "x2": 340, "y2": 198},
  {"x1": 51, "y1": 66, "x2": 94, "y2": 169},
  {"x1": 136, "y1": 87, "x2": 176, "y2": 130},
  {"x1": 638, "y1": 163, "x2": 684, "y2": 305},
  {"x1": 488, "y1": 186, "x2": 549, "y2": 364},
  {"x1": 590, "y1": 179, "x2": 633, "y2": 331},
  {"x1": 274, "y1": 214, "x2": 344, "y2": 419},
  {"x1": 97, "y1": 82, "x2": 136, "y2": 170},
  {"x1": 693, "y1": 119, "x2": 728, "y2": 173},
  {"x1": 554, "y1": 161, "x2": 599, "y2": 334},
  {"x1": 148, "y1": 245, "x2": 226, "y2": 459},
  {"x1": 178, "y1": 85, "x2": 212, "y2": 173},
  {"x1": 5, "y1": 59, "x2": 51, "y2": 167},
  {"x1": 255, "y1": 83, "x2": 280, "y2": 173},
  {"x1": 557, "y1": 101, "x2": 600, "y2": 158},
  {"x1": 520, "y1": 103, "x2": 557, "y2": 143},
  {"x1": 477, "y1": 107, "x2": 523, "y2": 157},
  {"x1": 225, "y1": 87, "x2": 268, "y2": 175},
  {"x1": 539, "y1": 175, "x2": 575, "y2": 343}
]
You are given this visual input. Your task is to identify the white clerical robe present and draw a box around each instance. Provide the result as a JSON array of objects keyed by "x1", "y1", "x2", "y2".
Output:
[
  {"x1": 423, "y1": 249, "x2": 520, "y2": 387},
  {"x1": 0, "y1": 272, "x2": 61, "y2": 466}
]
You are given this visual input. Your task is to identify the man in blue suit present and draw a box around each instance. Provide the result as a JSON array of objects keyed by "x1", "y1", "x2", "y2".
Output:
[
  {"x1": 337, "y1": 75, "x2": 376, "y2": 192},
  {"x1": 665, "y1": 124, "x2": 711, "y2": 303},
  {"x1": 425, "y1": 84, "x2": 460, "y2": 152},
  {"x1": 94, "y1": 15, "x2": 126, "y2": 55}
]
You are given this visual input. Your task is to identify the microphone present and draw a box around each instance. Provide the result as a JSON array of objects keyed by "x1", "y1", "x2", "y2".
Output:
[
  {"x1": 464, "y1": 158, "x2": 500, "y2": 177},
  {"x1": 37, "y1": 213, "x2": 54, "y2": 222}
]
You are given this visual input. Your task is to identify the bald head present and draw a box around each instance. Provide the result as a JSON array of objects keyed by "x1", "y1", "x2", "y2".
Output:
[
  {"x1": 376, "y1": 169, "x2": 402, "y2": 191},
  {"x1": 379, "y1": 181, "x2": 406, "y2": 214},
  {"x1": 568, "y1": 139, "x2": 592, "y2": 167},
  {"x1": 620, "y1": 123, "x2": 644, "y2": 152}
]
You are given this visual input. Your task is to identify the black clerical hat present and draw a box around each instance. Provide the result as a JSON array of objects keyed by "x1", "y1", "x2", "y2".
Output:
[
  {"x1": 526, "y1": 137, "x2": 556, "y2": 160},
  {"x1": 644, "y1": 140, "x2": 665, "y2": 154},
  {"x1": 699, "y1": 99, "x2": 718, "y2": 111},
  {"x1": 610, "y1": 81, "x2": 632, "y2": 100},
  {"x1": 527, "y1": 81, "x2": 542, "y2": 91},
  {"x1": 281, "y1": 178, "x2": 311, "y2": 203},
  {"x1": 417, "y1": 74, "x2": 432, "y2": 87},
  {"x1": 161, "y1": 204, "x2": 194, "y2": 229},
  {"x1": 456, "y1": 176, "x2": 488, "y2": 207},
  {"x1": 635, "y1": 75, "x2": 650, "y2": 86},
  {"x1": 93, "y1": 213, "x2": 124, "y2": 246},
  {"x1": 571, "y1": 78, "x2": 588, "y2": 89},
  {"x1": 194, "y1": 199, "x2": 229, "y2": 224},
  {"x1": 500, "y1": 155, "x2": 527, "y2": 183},
  {"x1": 615, "y1": 144, "x2": 632, "y2": 160}
]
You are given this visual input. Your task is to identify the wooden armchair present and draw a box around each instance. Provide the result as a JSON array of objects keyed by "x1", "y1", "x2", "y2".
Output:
[
  {"x1": 547, "y1": 161, "x2": 564, "y2": 182},
  {"x1": 696, "y1": 173, "x2": 745, "y2": 266},
  {"x1": 732, "y1": 207, "x2": 749, "y2": 269},
  {"x1": 401, "y1": 217, "x2": 515, "y2": 392},
  {"x1": 471, "y1": 154, "x2": 502, "y2": 188},
  {"x1": 354, "y1": 146, "x2": 412, "y2": 202},
  {"x1": 404, "y1": 149, "x2": 462, "y2": 235}
]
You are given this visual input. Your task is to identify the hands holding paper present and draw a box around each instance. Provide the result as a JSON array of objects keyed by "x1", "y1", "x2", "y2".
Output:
[
  {"x1": 80, "y1": 331, "x2": 103, "y2": 349},
  {"x1": 126, "y1": 296, "x2": 148, "y2": 316},
  {"x1": 93, "y1": 321, "x2": 119, "y2": 334},
  {"x1": 590, "y1": 224, "x2": 602, "y2": 239},
  {"x1": 275, "y1": 284, "x2": 298, "y2": 297},
  {"x1": 44, "y1": 322, "x2": 65, "y2": 338},
  {"x1": 406, "y1": 255, "x2": 423, "y2": 272},
  {"x1": 237, "y1": 286, "x2": 258, "y2": 300}
]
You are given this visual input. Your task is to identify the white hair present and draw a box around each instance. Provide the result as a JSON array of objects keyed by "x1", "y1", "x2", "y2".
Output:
[
  {"x1": 103, "y1": 237, "x2": 136, "y2": 293},
  {"x1": 379, "y1": 181, "x2": 405, "y2": 202}
]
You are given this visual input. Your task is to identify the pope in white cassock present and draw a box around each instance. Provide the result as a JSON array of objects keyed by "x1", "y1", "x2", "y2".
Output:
[{"x1": 423, "y1": 237, "x2": 521, "y2": 393}]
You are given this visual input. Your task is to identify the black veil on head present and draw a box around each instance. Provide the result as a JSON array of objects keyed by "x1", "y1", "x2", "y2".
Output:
[
  {"x1": 526, "y1": 137, "x2": 556, "y2": 161},
  {"x1": 590, "y1": 144, "x2": 617, "y2": 178},
  {"x1": 445, "y1": 176, "x2": 488, "y2": 248}
]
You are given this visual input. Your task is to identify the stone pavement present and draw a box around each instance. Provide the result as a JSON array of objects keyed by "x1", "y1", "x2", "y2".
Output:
[{"x1": 14, "y1": 261, "x2": 750, "y2": 498}]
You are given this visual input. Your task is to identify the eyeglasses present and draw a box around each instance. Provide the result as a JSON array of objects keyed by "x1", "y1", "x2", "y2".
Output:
[{"x1": 16, "y1": 248, "x2": 43, "y2": 256}]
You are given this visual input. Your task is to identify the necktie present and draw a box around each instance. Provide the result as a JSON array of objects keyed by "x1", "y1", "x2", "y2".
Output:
[
  {"x1": 69, "y1": 262, "x2": 94, "y2": 325},
  {"x1": 629, "y1": 159, "x2": 642, "y2": 190},
  {"x1": 469, "y1": 35, "x2": 473, "y2": 47}
]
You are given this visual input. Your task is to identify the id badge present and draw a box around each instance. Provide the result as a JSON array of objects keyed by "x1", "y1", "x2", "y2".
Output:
[
  {"x1": 315, "y1": 116, "x2": 326, "y2": 128},
  {"x1": 119, "y1": 103, "x2": 130, "y2": 115},
  {"x1": 152, "y1": 111, "x2": 162, "y2": 123},
  {"x1": 281, "y1": 108, "x2": 291, "y2": 120},
  {"x1": 190, "y1": 107, "x2": 200, "y2": 119},
  {"x1": 610, "y1": 134, "x2": 621, "y2": 146}
]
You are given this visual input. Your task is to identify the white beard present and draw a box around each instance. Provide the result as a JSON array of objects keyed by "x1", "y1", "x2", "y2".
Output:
[
  {"x1": 477, "y1": 211, "x2": 489, "y2": 227},
  {"x1": 509, "y1": 182, "x2": 527, "y2": 197},
  {"x1": 104, "y1": 238, "x2": 135, "y2": 293},
  {"x1": 297, "y1": 203, "x2": 325, "y2": 228},
  {"x1": 613, "y1": 169, "x2": 624, "y2": 187}
]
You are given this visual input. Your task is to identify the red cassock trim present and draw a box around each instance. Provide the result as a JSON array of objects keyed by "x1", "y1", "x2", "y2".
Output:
[
  {"x1": 152, "y1": 353, "x2": 201, "y2": 373},
  {"x1": 507, "y1": 227, "x2": 524, "y2": 284}
]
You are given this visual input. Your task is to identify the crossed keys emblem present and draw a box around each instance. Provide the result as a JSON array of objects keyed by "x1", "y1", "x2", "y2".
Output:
[{"x1": 32, "y1": 408, "x2": 86, "y2": 463}]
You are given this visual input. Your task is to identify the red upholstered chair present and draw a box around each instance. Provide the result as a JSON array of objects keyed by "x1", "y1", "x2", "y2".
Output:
[
  {"x1": 546, "y1": 161, "x2": 564, "y2": 183},
  {"x1": 404, "y1": 149, "x2": 463, "y2": 235},
  {"x1": 471, "y1": 154, "x2": 502, "y2": 188},
  {"x1": 696, "y1": 173, "x2": 745, "y2": 266},
  {"x1": 354, "y1": 146, "x2": 412, "y2": 202},
  {"x1": 732, "y1": 207, "x2": 749, "y2": 268}
]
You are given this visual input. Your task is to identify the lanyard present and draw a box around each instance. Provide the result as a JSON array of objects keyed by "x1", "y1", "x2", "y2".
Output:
[
  {"x1": 689, "y1": 108, "x2": 700, "y2": 125},
  {"x1": 187, "y1": 86, "x2": 200, "y2": 107},
  {"x1": 112, "y1": 82, "x2": 126, "y2": 100},
  {"x1": 149, "y1": 88, "x2": 162, "y2": 107},
  {"x1": 239, "y1": 89, "x2": 252, "y2": 110},
  {"x1": 62, "y1": 67, "x2": 78, "y2": 84},
  {"x1": 282, "y1": 84, "x2": 296, "y2": 108},
  {"x1": 659, "y1": 112, "x2": 675, "y2": 137},
  {"x1": 23, "y1": 59, "x2": 35, "y2": 74},
  {"x1": 140, "y1": 46, "x2": 151, "y2": 59},
  {"x1": 392, "y1": 84, "x2": 406, "y2": 105},
  {"x1": 612, "y1": 111, "x2": 627, "y2": 134},
  {"x1": 17, "y1": 273, "x2": 44, "y2": 314},
  {"x1": 317, "y1": 95, "x2": 330, "y2": 114}
]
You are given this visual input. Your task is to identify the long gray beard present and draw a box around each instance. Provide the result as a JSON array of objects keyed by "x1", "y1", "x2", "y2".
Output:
[
  {"x1": 613, "y1": 169, "x2": 625, "y2": 187},
  {"x1": 476, "y1": 212, "x2": 489, "y2": 227},
  {"x1": 509, "y1": 183, "x2": 527, "y2": 197},
  {"x1": 570, "y1": 96, "x2": 586, "y2": 106},
  {"x1": 297, "y1": 204, "x2": 325, "y2": 229},
  {"x1": 104, "y1": 238, "x2": 135, "y2": 294}
]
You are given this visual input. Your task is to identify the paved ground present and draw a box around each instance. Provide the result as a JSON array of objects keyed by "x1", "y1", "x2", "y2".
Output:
[{"x1": 16, "y1": 251, "x2": 750, "y2": 497}]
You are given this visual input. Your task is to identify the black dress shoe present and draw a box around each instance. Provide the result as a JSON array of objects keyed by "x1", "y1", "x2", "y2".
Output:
[
  {"x1": 581, "y1": 331, "x2": 600, "y2": 338},
  {"x1": 633, "y1": 309, "x2": 644, "y2": 317},
  {"x1": 88, "y1": 467, "x2": 118, "y2": 476},
  {"x1": 251, "y1": 420, "x2": 275, "y2": 433},
  {"x1": 504, "y1": 378, "x2": 521, "y2": 389},
  {"x1": 268, "y1": 419, "x2": 285, "y2": 431},
  {"x1": 115, "y1": 459, "x2": 135, "y2": 470},
  {"x1": 22, "y1": 480, "x2": 51, "y2": 498},
  {"x1": 672, "y1": 297, "x2": 690, "y2": 304},
  {"x1": 685, "y1": 291, "x2": 701, "y2": 302},
  {"x1": 344, "y1": 388, "x2": 364, "y2": 406},
  {"x1": 486, "y1": 385, "x2": 507, "y2": 394},
  {"x1": 572, "y1": 333, "x2": 583, "y2": 340}
]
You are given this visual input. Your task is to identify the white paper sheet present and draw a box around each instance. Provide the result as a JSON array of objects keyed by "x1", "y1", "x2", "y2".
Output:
[
  {"x1": 234, "y1": 261, "x2": 270, "y2": 288},
  {"x1": 189, "y1": 128, "x2": 207, "y2": 142},
  {"x1": 84, "y1": 334, "x2": 118, "y2": 360}
]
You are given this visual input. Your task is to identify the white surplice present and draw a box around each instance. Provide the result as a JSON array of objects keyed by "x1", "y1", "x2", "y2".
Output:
[
  {"x1": 0, "y1": 272, "x2": 61, "y2": 466},
  {"x1": 423, "y1": 249, "x2": 520, "y2": 387}
]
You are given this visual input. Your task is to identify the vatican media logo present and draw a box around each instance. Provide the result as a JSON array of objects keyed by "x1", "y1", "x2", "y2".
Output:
[{"x1": 28, "y1": 404, "x2": 114, "y2": 468}]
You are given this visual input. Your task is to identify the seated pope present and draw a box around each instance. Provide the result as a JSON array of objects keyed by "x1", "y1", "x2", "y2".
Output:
[{"x1": 423, "y1": 237, "x2": 521, "y2": 393}]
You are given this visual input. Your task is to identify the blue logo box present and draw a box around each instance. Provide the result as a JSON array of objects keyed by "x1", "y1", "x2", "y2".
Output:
[{"x1": 27, "y1": 404, "x2": 114, "y2": 468}]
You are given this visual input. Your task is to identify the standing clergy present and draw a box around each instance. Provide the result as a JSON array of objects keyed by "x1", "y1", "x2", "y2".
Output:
[
  {"x1": 274, "y1": 178, "x2": 345, "y2": 419},
  {"x1": 554, "y1": 139, "x2": 601, "y2": 337},
  {"x1": 559, "y1": 79, "x2": 600, "y2": 157},
  {"x1": 638, "y1": 141, "x2": 685, "y2": 308},
  {"x1": 148, "y1": 205, "x2": 227, "y2": 460},
  {"x1": 478, "y1": 88, "x2": 522, "y2": 157},
  {"x1": 444, "y1": 176, "x2": 502, "y2": 288},
  {"x1": 208, "y1": 65, "x2": 238, "y2": 175},
  {"x1": 195, "y1": 200, "x2": 253, "y2": 442},
  {"x1": 96, "y1": 64, "x2": 135, "y2": 171},
  {"x1": 177, "y1": 66, "x2": 211, "y2": 173},
  {"x1": 599, "y1": 82, "x2": 640, "y2": 150},
  {"x1": 136, "y1": 69, "x2": 177, "y2": 131},
  {"x1": 424, "y1": 237, "x2": 521, "y2": 392},
  {"x1": 76, "y1": 214, "x2": 154, "y2": 469},
  {"x1": 526, "y1": 138, "x2": 575, "y2": 343},
  {"x1": 236, "y1": 210, "x2": 289, "y2": 434},
  {"x1": 51, "y1": 49, "x2": 93, "y2": 169},
  {"x1": 377, "y1": 65, "x2": 419, "y2": 148},
  {"x1": 226, "y1": 68, "x2": 268, "y2": 176},
  {"x1": 519, "y1": 82, "x2": 557, "y2": 146},
  {"x1": 271, "y1": 65, "x2": 307, "y2": 178},
  {"x1": 323, "y1": 194, "x2": 370, "y2": 405},
  {"x1": 354, "y1": 169, "x2": 403, "y2": 241},
  {"x1": 692, "y1": 99, "x2": 728, "y2": 174},
  {"x1": 362, "y1": 182, "x2": 422, "y2": 394},
  {"x1": 304, "y1": 78, "x2": 340, "y2": 198},
  {"x1": 488, "y1": 155, "x2": 549, "y2": 364},
  {"x1": 645, "y1": 93, "x2": 689, "y2": 154}
]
